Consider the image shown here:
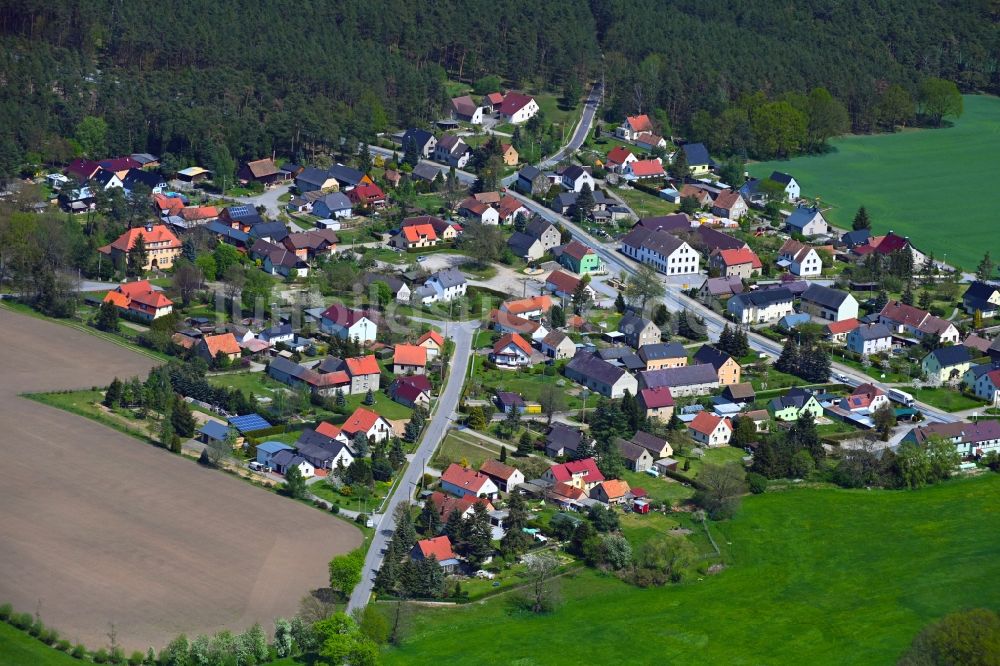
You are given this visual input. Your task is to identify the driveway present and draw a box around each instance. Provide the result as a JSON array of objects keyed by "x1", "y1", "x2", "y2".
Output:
[{"x1": 231, "y1": 183, "x2": 292, "y2": 218}]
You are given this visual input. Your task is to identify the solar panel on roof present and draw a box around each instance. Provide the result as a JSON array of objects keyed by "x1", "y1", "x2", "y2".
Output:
[{"x1": 228, "y1": 414, "x2": 272, "y2": 433}]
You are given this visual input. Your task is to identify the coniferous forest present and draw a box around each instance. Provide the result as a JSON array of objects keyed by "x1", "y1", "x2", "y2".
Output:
[{"x1": 0, "y1": 0, "x2": 997, "y2": 177}]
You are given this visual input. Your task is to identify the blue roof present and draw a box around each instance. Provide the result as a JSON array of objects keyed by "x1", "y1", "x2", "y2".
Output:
[
  {"x1": 206, "y1": 221, "x2": 249, "y2": 243},
  {"x1": 927, "y1": 345, "x2": 972, "y2": 367},
  {"x1": 228, "y1": 414, "x2": 272, "y2": 433},
  {"x1": 778, "y1": 313, "x2": 812, "y2": 330},
  {"x1": 258, "y1": 440, "x2": 294, "y2": 454},
  {"x1": 198, "y1": 420, "x2": 231, "y2": 441},
  {"x1": 682, "y1": 143, "x2": 711, "y2": 166},
  {"x1": 225, "y1": 205, "x2": 257, "y2": 220},
  {"x1": 786, "y1": 206, "x2": 822, "y2": 231}
]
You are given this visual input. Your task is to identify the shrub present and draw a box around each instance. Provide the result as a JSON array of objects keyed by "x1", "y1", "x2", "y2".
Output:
[
  {"x1": 0, "y1": 603, "x2": 10, "y2": 621},
  {"x1": 93, "y1": 647, "x2": 110, "y2": 663},
  {"x1": 330, "y1": 503, "x2": 340, "y2": 514},
  {"x1": 746, "y1": 472, "x2": 768, "y2": 494},
  {"x1": 10, "y1": 612, "x2": 32, "y2": 630},
  {"x1": 71, "y1": 643, "x2": 87, "y2": 659},
  {"x1": 128, "y1": 651, "x2": 145, "y2": 666},
  {"x1": 56, "y1": 639, "x2": 72, "y2": 652}
]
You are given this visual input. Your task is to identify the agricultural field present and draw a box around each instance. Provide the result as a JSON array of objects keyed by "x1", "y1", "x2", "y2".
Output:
[
  {"x1": 382, "y1": 474, "x2": 1000, "y2": 664},
  {"x1": 750, "y1": 95, "x2": 1000, "y2": 271},
  {"x1": 0, "y1": 310, "x2": 363, "y2": 652}
]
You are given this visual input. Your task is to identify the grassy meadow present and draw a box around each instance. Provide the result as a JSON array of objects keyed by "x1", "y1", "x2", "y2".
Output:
[
  {"x1": 382, "y1": 474, "x2": 1000, "y2": 665},
  {"x1": 750, "y1": 95, "x2": 1000, "y2": 271}
]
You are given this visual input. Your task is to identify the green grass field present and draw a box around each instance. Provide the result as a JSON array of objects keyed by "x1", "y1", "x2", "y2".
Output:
[
  {"x1": 910, "y1": 387, "x2": 988, "y2": 413},
  {"x1": 750, "y1": 95, "x2": 999, "y2": 271},
  {"x1": 0, "y1": 623, "x2": 79, "y2": 665},
  {"x1": 382, "y1": 474, "x2": 1000, "y2": 664}
]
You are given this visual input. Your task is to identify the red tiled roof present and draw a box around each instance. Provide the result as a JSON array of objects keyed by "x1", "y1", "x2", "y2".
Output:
[
  {"x1": 546, "y1": 270, "x2": 581, "y2": 294},
  {"x1": 715, "y1": 248, "x2": 762, "y2": 269},
  {"x1": 596, "y1": 479, "x2": 631, "y2": 500},
  {"x1": 180, "y1": 206, "x2": 218, "y2": 221},
  {"x1": 154, "y1": 193, "x2": 184, "y2": 214},
  {"x1": 341, "y1": 407, "x2": 384, "y2": 436},
  {"x1": 498, "y1": 195, "x2": 525, "y2": 219},
  {"x1": 315, "y1": 422, "x2": 343, "y2": 439},
  {"x1": 417, "y1": 330, "x2": 444, "y2": 348},
  {"x1": 486, "y1": 92, "x2": 504, "y2": 106},
  {"x1": 321, "y1": 304, "x2": 372, "y2": 328},
  {"x1": 639, "y1": 387, "x2": 674, "y2": 409},
  {"x1": 480, "y1": 459, "x2": 519, "y2": 481},
  {"x1": 549, "y1": 482, "x2": 587, "y2": 501},
  {"x1": 489, "y1": 309, "x2": 540, "y2": 335},
  {"x1": 103, "y1": 290, "x2": 130, "y2": 308},
  {"x1": 826, "y1": 318, "x2": 860, "y2": 335},
  {"x1": 345, "y1": 355, "x2": 380, "y2": 376},
  {"x1": 562, "y1": 240, "x2": 594, "y2": 261},
  {"x1": 713, "y1": 190, "x2": 744, "y2": 210},
  {"x1": 348, "y1": 183, "x2": 385, "y2": 203},
  {"x1": 503, "y1": 295, "x2": 552, "y2": 316},
  {"x1": 628, "y1": 159, "x2": 666, "y2": 177},
  {"x1": 689, "y1": 412, "x2": 731, "y2": 437},
  {"x1": 460, "y1": 197, "x2": 489, "y2": 215},
  {"x1": 393, "y1": 343, "x2": 427, "y2": 367},
  {"x1": 494, "y1": 332, "x2": 533, "y2": 357},
  {"x1": 625, "y1": 114, "x2": 654, "y2": 132},
  {"x1": 548, "y1": 458, "x2": 604, "y2": 484},
  {"x1": 202, "y1": 333, "x2": 241, "y2": 357},
  {"x1": 416, "y1": 535, "x2": 456, "y2": 561},
  {"x1": 606, "y1": 145, "x2": 636, "y2": 166},
  {"x1": 402, "y1": 224, "x2": 438, "y2": 243},
  {"x1": 441, "y1": 463, "x2": 494, "y2": 493},
  {"x1": 428, "y1": 491, "x2": 493, "y2": 521},
  {"x1": 634, "y1": 132, "x2": 664, "y2": 146},
  {"x1": 880, "y1": 301, "x2": 930, "y2": 327},
  {"x1": 106, "y1": 225, "x2": 181, "y2": 253}
]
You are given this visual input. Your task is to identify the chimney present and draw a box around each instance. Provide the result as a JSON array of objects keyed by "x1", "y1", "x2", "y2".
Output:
[{"x1": 145, "y1": 222, "x2": 153, "y2": 232}]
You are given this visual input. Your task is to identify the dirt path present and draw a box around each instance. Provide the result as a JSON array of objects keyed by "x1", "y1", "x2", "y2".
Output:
[{"x1": 0, "y1": 309, "x2": 363, "y2": 652}]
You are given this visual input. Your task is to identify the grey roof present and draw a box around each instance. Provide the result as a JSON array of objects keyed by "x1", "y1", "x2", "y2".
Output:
[
  {"x1": 617, "y1": 438, "x2": 651, "y2": 462},
  {"x1": 519, "y1": 165, "x2": 543, "y2": 181},
  {"x1": 926, "y1": 345, "x2": 973, "y2": 367},
  {"x1": 682, "y1": 143, "x2": 711, "y2": 166},
  {"x1": 704, "y1": 276, "x2": 745, "y2": 296},
  {"x1": 260, "y1": 323, "x2": 293, "y2": 340},
  {"x1": 427, "y1": 267, "x2": 466, "y2": 289},
  {"x1": 852, "y1": 322, "x2": 892, "y2": 341},
  {"x1": 786, "y1": 206, "x2": 823, "y2": 231},
  {"x1": 640, "y1": 363, "x2": 718, "y2": 389},
  {"x1": 249, "y1": 221, "x2": 290, "y2": 242},
  {"x1": 198, "y1": 420, "x2": 230, "y2": 441},
  {"x1": 362, "y1": 273, "x2": 406, "y2": 293},
  {"x1": 546, "y1": 422, "x2": 587, "y2": 453},
  {"x1": 315, "y1": 192, "x2": 352, "y2": 212},
  {"x1": 635, "y1": 214, "x2": 690, "y2": 233},
  {"x1": 631, "y1": 430, "x2": 669, "y2": 454},
  {"x1": 508, "y1": 231, "x2": 540, "y2": 256},
  {"x1": 620, "y1": 226, "x2": 685, "y2": 258},
  {"x1": 525, "y1": 218, "x2": 556, "y2": 239},
  {"x1": 562, "y1": 165, "x2": 587, "y2": 183},
  {"x1": 619, "y1": 313, "x2": 656, "y2": 336},
  {"x1": 122, "y1": 168, "x2": 165, "y2": 190},
  {"x1": 964, "y1": 281, "x2": 1000, "y2": 302},
  {"x1": 541, "y1": 330, "x2": 571, "y2": 349},
  {"x1": 403, "y1": 128, "x2": 436, "y2": 149},
  {"x1": 801, "y1": 284, "x2": 852, "y2": 309},
  {"x1": 329, "y1": 164, "x2": 365, "y2": 186},
  {"x1": 411, "y1": 163, "x2": 441, "y2": 181},
  {"x1": 566, "y1": 352, "x2": 627, "y2": 386},
  {"x1": 695, "y1": 226, "x2": 746, "y2": 252},
  {"x1": 770, "y1": 171, "x2": 795, "y2": 185},
  {"x1": 693, "y1": 345, "x2": 735, "y2": 371},
  {"x1": 841, "y1": 229, "x2": 871, "y2": 247},
  {"x1": 638, "y1": 342, "x2": 687, "y2": 362},
  {"x1": 206, "y1": 221, "x2": 249, "y2": 243},
  {"x1": 297, "y1": 166, "x2": 331, "y2": 187},
  {"x1": 130, "y1": 153, "x2": 158, "y2": 165},
  {"x1": 966, "y1": 363, "x2": 996, "y2": 381},
  {"x1": 597, "y1": 347, "x2": 645, "y2": 371},
  {"x1": 733, "y1": 287, "x2": 794, "y2": 308}
]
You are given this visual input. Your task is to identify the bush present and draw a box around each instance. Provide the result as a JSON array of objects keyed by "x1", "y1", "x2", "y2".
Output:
[
  {"x1": 71, "y1": 644, "x2": 87, "y2": 659},
  {"x1": 0, "y1": 603, "x2": 10, "y2": 621},
  {"x1": 330, "y1": 504, "x2": 340, "y2": 514},
  {"x1": 128, "y1": 651, "x2": 145, "y2": 666},
  {"x1": 746, "y1": 472, "x2": 768, "y2": 494},
  {"x1": 10, "y1": 612, "x2": 32, "y2": 630},
  {"x1": 56, "y1": 639, "x2": 72, "y2": 652},
  {"x1": 93, "y1": 647, "x2": 110, "y2": 663}
]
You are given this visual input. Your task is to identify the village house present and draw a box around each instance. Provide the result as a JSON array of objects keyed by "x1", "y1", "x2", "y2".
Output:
[
  {"x1": 785, "y1": 206, "x2": 829, "y2": 237},
  {"x1": 681, "y1": 143, "x2": 713, "y2": 176},
  {"x1": 963, "y1": 281, "x2": 1000, "y2": 317},
  {"x1": 727, "y1": 287, "x2": 795, "y2": 324},
  {"x1": 615, "y1": 114, "x2": 655, "y2": 141},
  {"x1": 250, "y1": 240, "x2": 309, "y2": 278},
  {"x1": 561, "y1": 165, "x2": 596, "y2": 193},
  {"x1": 441, "y1": 463, "x2": 500, "y2": 499},
  {"x1": 311, "y1": 192, "x2": 353, "y2": 219},
  {"x1": 618, "y1": 313, "x2": 661, "y2": 349},
  {"x1": 296, "y1": 167, "x2": 340, "y2": 193},
  {"x1": 347, "y1": 183, "x2": 387, "y2": 209},
  {"x1": 340, "y1": 407, "x2": 394, "y2": 444},
  {"x1": 904, "y1": 421, "x2": 1000, "y2": 458},
  {"x1": 638, "y1": 342, "x2": 687, "y2": 370},
  {"x1": 515, "y1": 165, "x2": 550, "y2": 196},
  {"x1": 499, "y1": 92, "x2": 539, "y2": 124},
  {"x1": 544, "y1": 269, "x2": 594, "y2": 302},
  {"x1": 450, "y1": 95, "x2": 483, "y2": 124},
  {"x1": 687, "y1": 412, "x2": 733, "y2": 447},
  {"x1": 543, "y1": 458, "x2": 605, "y2": 492},
  {"x1": 619, "y1": 226, "x2": 700, "y2": 276},
  {"x1": 878, "y1": 301, "x2": 961, "y2": 345},
  {"x1": 591, "y1": 479, "x2": 631, "y2": 506},
  {"x1": 508, "y1": 232, "x2": 544, "y2": 261},
  {"x1": 564, "y1": 352, "x2": 639, "y2": 398},
  {"x1": 544, "y1": 422, "x2": 596, "y2": 459},
  {"x1": 391, "y1": 375, "x2": 432, "y2": 409},
  {"x1": 540, "y1": 330, "x2": 577, "y2": 360},
  {"x1": 972, "y1": 368, "x2": 1000, "y2": 406},
  {"x1": 605, "y1": 145, "x2": 638, "y2": 173},
  {"x1": 722, "y1": 383, "x2": 756, "y2": 405},
  {"x1": 639, "y1": 385, "x2": 676, "y2": 422},
  {"x1": 639, "y1": 364, "x2": 719, "y2": 397},
  {"x1": 393, "y1": 343, "x2": 428, "y2": 375},
  {"x1": 846, "y1": 322, "x2": 893, "y2": 356},
  {"x1": 197, "y1": 333, "x2": 242, "y2": 364},
  {"x1": 850, "y1": 231, "x2": 927, "y2": 267},
  {"x1": 416, "y1": 268, "x2": 467, "y2": 304},
  {"x1": 700, "y1": 276, "x2": 745, "y2": 300},
  {"x1": 770, "y1": 172, "x2": 800, "y2": 202},
  {"x1": 497, "y1": 196, "x2": 528, "y2": 225},
  {"x1": 479, "y1": 459, "x2": 525, "y2": 493},
  {"x1": 800, "y1": 284, "x2": 859, "y2": 322},
  {"x1": 238, "y1": 158, "x2": 287, "y2": 186},
  {"x1": 402, "y1": 128, "x2": 437, "y2": 158},
  {"x1": 770, "y1": 388, "x2": 824, "y2": 421},
  {"x1": 402, "y1": 215, "x2": 462, "y2": 242},
  {"x1": 634, "y1": 132, "x2": 667, "y2": 150},
  {"x1": 319, "y1": 304, "x2": 378, "y2": 343},
  {"x1": 500, "y1": 143, "x2": 519, "y2": 166},
  {"x1": 711, "y1": 190, "x2": 749, "y2": 220},
  {"x1": 778, "y1": 239, "x2": 823, "y2": 277},
  {"x1": 281, "y1": 229, "x2": 338, "y2": 261},
  {"x1": 99, "y1": 223, "x2": 182, "y2": 271},
  {"x1": 490, "y1": 309, "x2": 548, "y2": 341},
  {"x1": 416, "y1": 330, "x2": 444, "y2": 360},
  {"x1": 623, "y1": 159, "x2": 666, "y2": 180},
  {"x1": 458, "y1": 197, "x2": 500, "y2": 225},
  {"x1": 709, "y1": 248, "x2": 762, "y2": 279},
  {"x1": 841, "y1": 383, "x2": 890, "y2": 413},
  {"x1": 491, "y1": 333, "x2": 535, "y2": 369},
  {"x1": 433, "y1": 135, "x2": 470, "y2": 168},
  {"x1": 361, "y1": 273, "x2": 410, "y2": 303},
  {"x1": 391, "y1": 223, "x2": 439, "y2": 250},
  {"x1": 559, "y1": 240, "x2": 604, "y2": 275},
  {"x1": 411, "y1": 536, "x2": 460, "y2": 573},
  {"x1": 825, "y1": 318, "x2": 860, "y2": 344},
  {"x1": 103, "y1": 280, "x2": 173, "y2": 321},
  {"x1": 617, "y1": 438, "x2": 655, "y2": 471},
  {"x1": 921, "y1": 346, "x2": 974, "y2": 385},
  {"x1": 693, "y1": 345, "x2": 741, "y2": 385}
]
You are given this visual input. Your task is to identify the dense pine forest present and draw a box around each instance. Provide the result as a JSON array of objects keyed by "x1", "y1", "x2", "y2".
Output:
[{"x1": 0, "y1": 0, "x2": 997, "y2": 176}]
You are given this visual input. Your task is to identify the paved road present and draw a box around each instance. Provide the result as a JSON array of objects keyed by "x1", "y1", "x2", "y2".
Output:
[
  {"x1": 346, "y1": 320, "x2": 479, "y2": 614},
  {"x1": 230, "y1": 183, "x2": 292, "y2": 217}
]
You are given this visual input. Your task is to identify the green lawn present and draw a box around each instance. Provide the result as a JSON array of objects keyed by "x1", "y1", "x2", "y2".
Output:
[
  {"x1": 613, "y1": 186, "x2": 677, "y2": 218},
  {"x1": 0, "y1": 623, "x2": 79, "y2": 665},
  {"x1": 383, "y1": 474, "x2": 1000, "y2": 664},
  {"x1": 750, "y1": 95, "x2": 999, "y2": 271},
  {"x1": 431, "y1": 430, "x2": 503, "y2": 470},
  {"x1": 910, "y1": 387, "x2": 988, "y2": 413},
  {"x1": 619, "y1": 469, "x2": 694, "y2": 504}
]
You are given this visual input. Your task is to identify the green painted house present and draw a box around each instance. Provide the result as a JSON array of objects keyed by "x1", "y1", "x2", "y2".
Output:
[
  {"x1": 559, "y1": 240, "x2": 603, "y2": 275},
  {"x1": 768, "y1": 389, "x2": 824, "y2": 422}
]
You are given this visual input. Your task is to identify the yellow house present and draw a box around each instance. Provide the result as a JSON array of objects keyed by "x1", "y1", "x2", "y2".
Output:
[
  {"x1": 500, "y1": 143, "x2": 519, "y2": 166},
  {"x1": 921, "y1": 346, "x2": 973, "y2": 384}
]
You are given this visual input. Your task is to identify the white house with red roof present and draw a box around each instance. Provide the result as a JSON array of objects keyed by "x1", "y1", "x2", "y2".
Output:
[
  {"x1": 545, "y1": 270, "x2": 596, "y2": 301},
  {"x1": 411, "y1": 536, "x2": 460, "y2": 572},
  {"x1": 499, "y1": 92, "x2": 539, "y2": 124},
  {"x1": 605, "y1": 146, "x2": 638, "y2": 173},
  {"x1": 340, "y1": 407, "x2": 394, "y2": 444},
  {"x1": 712, "y1": 191, "x2": 749, "y2": 220},
  {"x1": 391, "y1": 223, "x2": 439, "y2": 250},
  {"x1": 392, "y1": 343, "x2": 428, "y2": 375},
  {"x1": 320, "y1": 304, "x2": 378, "y2": 343},
  {"x1": 878, "y1": 301, "x2": 960, "y2": 345},
  {"x1": 709, "y1": 247, "x2": 763, "y2": 279},
  {"x1": 972, "y1": 369, "x2": 1000, "y2": 406},
  {"x1": 428, "y1": 491, "x2": 494, "y2": 522},
  {"x1": 501, "y1": 295, "x2": 552, "y2": 320},
  {"x1": 416, "y1": 329, "x2": 444, "y2": 360},
  {"x1": 440, "y1": 463, "x2": 500, "y2": 499},
  {"x1": 687, "y1": 412, "x2": 733, "y2": 447},
  {"x1": 103, "y1": 280, "x2": 174, "y2": 320},
  {"x1": 840, "y1": 383, "x2": 890, "y2": 413},
  {"x1": 99, "y1": 223, "x2": 182, "y2": 271},
  {"x1": 622, "y1": 158, "x2": 666, "y2": 181},
  {"x1": 491, "y1": 333, "x2": 535, "y2": 368},
  {"x1": 615, "y1": 114, "x2": 655, "y2": 141},
  {"x1": 542, "y1": 458, "x2": 605, "y2": 492},
  {"x1": 479, "y1": 459, "x2": 525, "y2": 492}
]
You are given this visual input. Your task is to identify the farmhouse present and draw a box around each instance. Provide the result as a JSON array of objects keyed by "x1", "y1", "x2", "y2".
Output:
[
  {"x1": 639, "y1": 364, "x2": 719, "y2": 397},
  {"x1": 687, "y1": 412, "x2": 732, "y2": 447},
  {"x1": 103, "y1": 280, "x2": 173, "y2": 321},
  {"x1": 638, "y1": 342, "x2": 687, "y2": 370},
  {"x1": 778, "y1": 239, "x2": 822, "y2": 277},
  {"x1": 499, "y1": 92, "x2": 539, "y2": 124},
  {"x1": 440, "y1": 463, "x2": 499, "y2": 500},
  {"x1": 619, "y1": 226, "x2": 700, "y2": 276},
  {"x1": 878, "y1": 301, "x2": 960, "y2": 345},
  {"x1": 450, "y1": 95, "x2": 483, "y2": 124}
]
